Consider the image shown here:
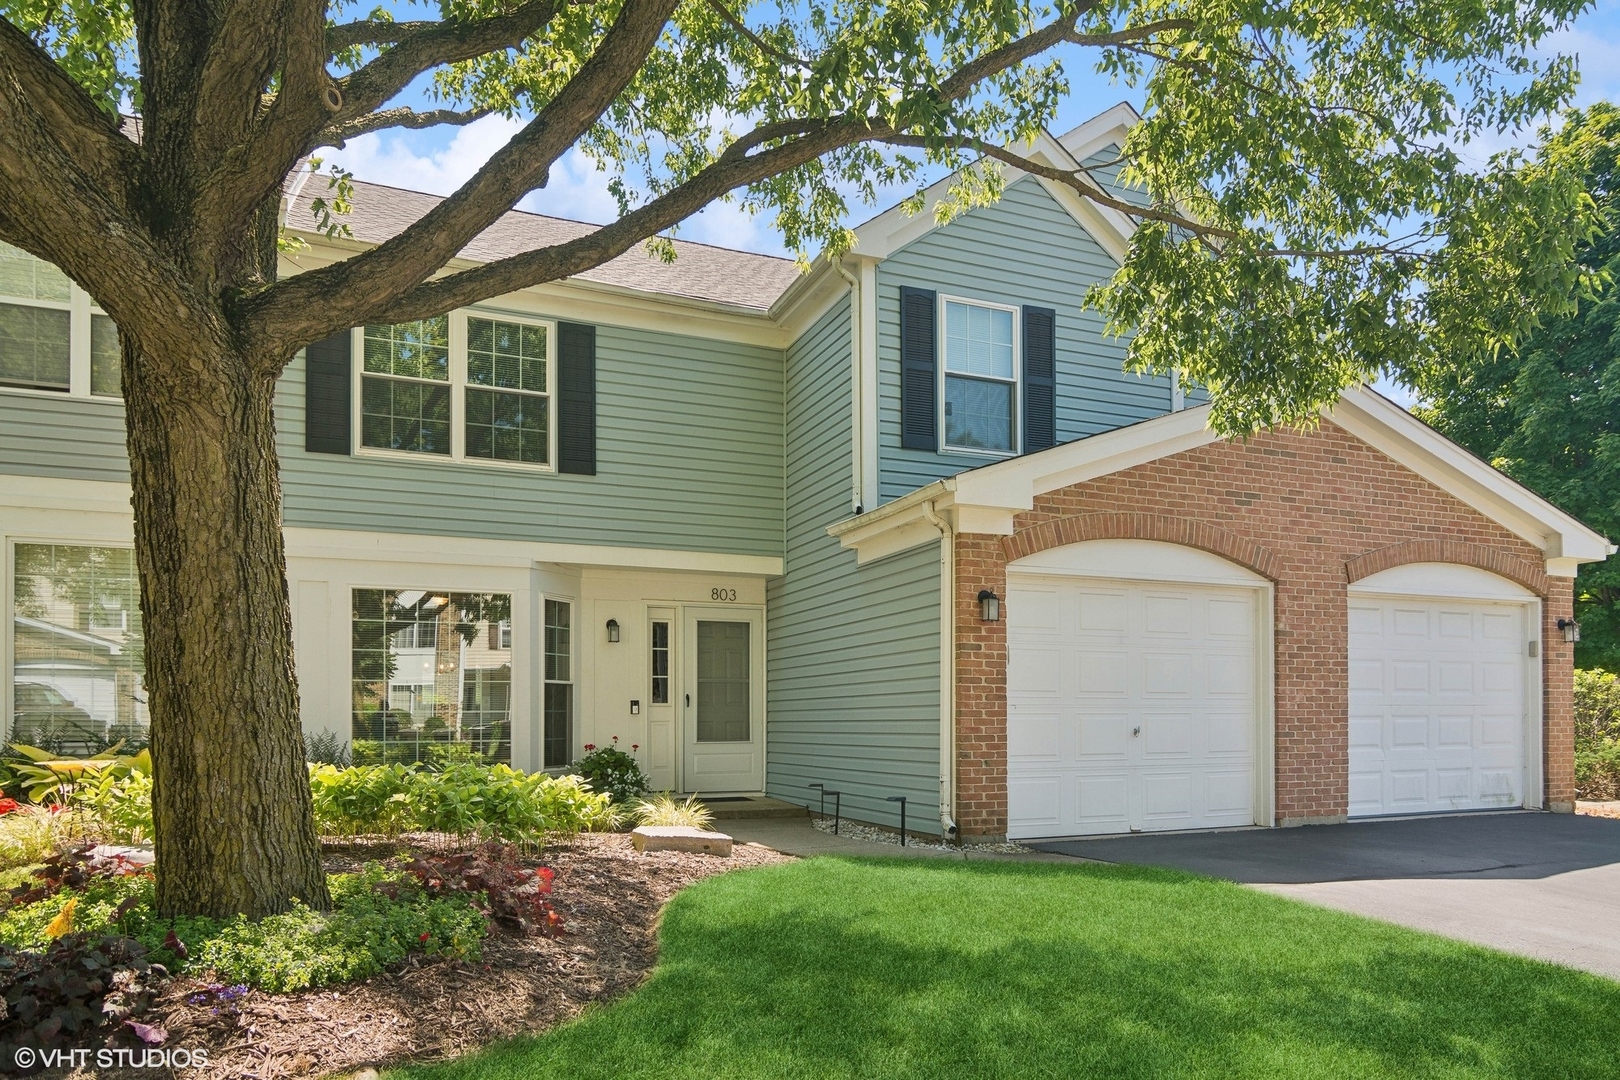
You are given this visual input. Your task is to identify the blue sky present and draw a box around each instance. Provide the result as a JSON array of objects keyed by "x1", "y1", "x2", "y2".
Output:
[{"x1": 324, "y1": 1, "x2": 1620, "y2": 259}]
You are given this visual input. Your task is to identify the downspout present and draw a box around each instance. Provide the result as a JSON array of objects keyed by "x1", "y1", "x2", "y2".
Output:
[
  {"x1": 833, "y1": 260, "x2": 864, "y2": 514},
  {"x1": 921, "y1": 500, "x2": 958, "y2": 840}
]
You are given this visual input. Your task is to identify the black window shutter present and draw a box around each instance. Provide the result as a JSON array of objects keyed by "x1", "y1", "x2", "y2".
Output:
[
  {"x1": 557, "y1": 321, "x2": 597, "y2": 475},
  {"x1": 1022, "y1": 305, "x2": 1056, "y2": 453},
  {"x1": 899, "y1": 286, "x2": 937, "y2": 450},
  {"x1": 304, "y1": 330, "x2": 352, "y2": 455}
]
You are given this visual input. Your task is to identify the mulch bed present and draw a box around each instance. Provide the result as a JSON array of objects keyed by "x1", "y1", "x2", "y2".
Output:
[{"x1": 79, "y1": 834, "x2": 790, "y2": 1079}]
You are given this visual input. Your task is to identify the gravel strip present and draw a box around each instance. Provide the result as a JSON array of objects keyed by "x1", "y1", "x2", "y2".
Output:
[{"x1": 810, "y1": 816, "x2": 1030, "y2": 854}]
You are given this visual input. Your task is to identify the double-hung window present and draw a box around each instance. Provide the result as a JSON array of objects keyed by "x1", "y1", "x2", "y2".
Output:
[
  {"x1": 0, "y1": 241, "x2": 122, "y2": 399},
  {"x1": 358, "y1": 310, "x2": 555, "y2": 469},
  {"x1": 940, "y1": 296, "x2": 1019, "y2": 455}
]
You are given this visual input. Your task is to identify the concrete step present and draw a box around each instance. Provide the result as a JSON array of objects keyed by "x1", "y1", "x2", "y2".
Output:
[{"x1": 697, "y1": 796, "x2": 809, "y2": 820}]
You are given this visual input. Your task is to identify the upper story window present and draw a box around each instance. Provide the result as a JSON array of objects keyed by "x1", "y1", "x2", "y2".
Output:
[
  {"x1": 941, "y1": 296, "x2": 1019, "y2": 455},
  {"x1": 0, "y1": 242, "x2": 121, "y2": 399},
  {"x1": 357, "y1": 310, "x2": 555, "y2": 469}
]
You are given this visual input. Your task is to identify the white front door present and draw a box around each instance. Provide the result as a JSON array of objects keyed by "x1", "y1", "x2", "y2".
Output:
[
  {"x1": 681, "y1": 607, "x2": 764, "y2": 793},
  {"x1": 1006, "y1": 575, "x2": 1260, "y2": 839},
  {"x1": 1348, "y1": 596, "x2": 1528, "y2": 816}
]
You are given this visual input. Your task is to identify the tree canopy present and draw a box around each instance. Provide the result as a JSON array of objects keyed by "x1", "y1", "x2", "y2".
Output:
[{"x1": 1416, "y1": 103, "x2": 1620, "y2": 671}]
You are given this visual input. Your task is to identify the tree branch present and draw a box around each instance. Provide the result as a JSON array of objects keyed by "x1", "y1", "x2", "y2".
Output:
[
  {"x1": 1064, "y1": 19, "x2": 1194, "y2": 47},
  {"x1": 703, "y1": 0, "x2": 811, "y2": 68},
  {"x1": 326, "y1": 18, "x2": 441, "y2": 54},
  {"x1": 320, "y1": 106, "x2": 494, "y2": 145}
]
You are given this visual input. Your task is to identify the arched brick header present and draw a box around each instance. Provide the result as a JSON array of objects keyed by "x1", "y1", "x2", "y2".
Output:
[
  {"x1": 1000, "y1": 512, "x2": 1283, "y2": 581},
  {"x1": 1344, "y1": 539, "x2": 1548, "y2": 596}
]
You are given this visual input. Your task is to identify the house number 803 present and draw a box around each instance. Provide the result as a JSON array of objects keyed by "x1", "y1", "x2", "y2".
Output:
[{"x1": 710, "y1": 588, "x2": 738, "y2": 602}]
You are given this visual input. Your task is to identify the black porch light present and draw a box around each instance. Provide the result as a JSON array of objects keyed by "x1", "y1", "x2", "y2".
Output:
[
  {"x1": 606, "y1": 618, "x2": 621, "y2": 643},
  {"x1": 978, "y1": 589, "x2": 1001, "y2": 622}
]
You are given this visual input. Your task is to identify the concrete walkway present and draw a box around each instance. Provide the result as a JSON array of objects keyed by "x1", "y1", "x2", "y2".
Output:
[{"x1": 723, "y1": 817, "x2": 1070, "y2": 863}]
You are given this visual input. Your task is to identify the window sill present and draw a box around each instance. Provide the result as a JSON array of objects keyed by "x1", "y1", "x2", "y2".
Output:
[
  {"x1": 352, "y1": 445, "x2": 557, "y2": 475},
  {"x1": 939, "y1": 445, "x2": 1019, "y2": 460},
  {"x1": 0, "y1": 385, "x2": 123, "y2": 405}
]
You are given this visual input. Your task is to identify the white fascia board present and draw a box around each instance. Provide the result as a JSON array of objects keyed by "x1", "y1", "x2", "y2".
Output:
[
  {"x1": 846, "y1": 111, "x2": 1137, "y2": 264},
  {"x1": 1054, "y1": 102, "x2": 1140, "y2": 162},
  {"x1": 770, "y1": 257, "x2": 849, "y2": 340},
  {"x1": 280, "y1": 239, "x2": 790, "y2": 350},
  {"x1": 284, "y1": 526, "x2": 784, "y2": 576},
  {"x1": 1329, "y1": 388, "x2": 1612, "y2": 565}
]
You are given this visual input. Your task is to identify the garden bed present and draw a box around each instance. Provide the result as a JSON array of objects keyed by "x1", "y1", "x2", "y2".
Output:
[{"x1": 82, "y1": 834, "x2": 786, "y2": 1079}]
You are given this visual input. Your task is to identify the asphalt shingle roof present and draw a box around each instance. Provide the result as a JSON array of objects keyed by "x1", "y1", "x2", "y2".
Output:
[{"x1": 285, "y1": 177, "x2": 802, "y2": 312}]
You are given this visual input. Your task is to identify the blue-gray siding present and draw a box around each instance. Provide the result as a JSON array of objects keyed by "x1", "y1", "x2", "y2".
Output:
[
  {"x1": 273, "y1": 322, "x2": 785, "y2": 555},
  {"x1": 767, "y1": 297, "x2": 944, "y2": 832},
  {"x1": 876, "y1": 176, "x2": 1174, "y2": 502},
  {"x1": 0, "y1": 394, "x2": 128, "y2": 483}
]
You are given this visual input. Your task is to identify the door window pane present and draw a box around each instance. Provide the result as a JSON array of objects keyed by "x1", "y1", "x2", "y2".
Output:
[
  {"x1": 695, "y1": 620, "x2": 750, "y2": 742},
  {"x1": 945, "y1": 375, "x2": 1015, "y2": 452},
  {"x1": 12, "y1": 544, "x2": 147, "y2": 754},
  {"x1": 650, "y1": 621, "x2": 670, "y2": 704},
  {"x1": 91, "y1": 314, "x2": 121, "y2": 397},
  {"x1": 0, "y1": 303, "x2": 70, "y2": 391},
  {"x1": 350, "y1": 589, "x2": 511, "y2": 766}
]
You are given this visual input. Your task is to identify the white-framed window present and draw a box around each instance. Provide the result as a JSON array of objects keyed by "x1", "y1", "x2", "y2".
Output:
[
  {"x1": 0, "y1": 241, "x2": 122, "y2": 400},
  {"x1": 542, "y1": 599, "x2": 573, "y2": 768},
  {"x1": 939, "y1": 294, "x2": 1019, "y2": 455},
  {"x1": 354, "y1": 309, "x2": 556, "y2": 470}
]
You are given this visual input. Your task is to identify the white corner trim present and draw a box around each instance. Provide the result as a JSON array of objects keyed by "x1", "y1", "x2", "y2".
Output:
[
  {"x1": 1545, "y1": 557, "x2": 1584, "y2": 579},
  {"x1": 1329, "y1": 389, "x2": 1611, "y2": 564}
]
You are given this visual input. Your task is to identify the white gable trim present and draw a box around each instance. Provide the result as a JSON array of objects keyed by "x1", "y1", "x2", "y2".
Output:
[
  {"x1": 846, "y1": 107, "x2": 1140, "y2": 264},
  {"x1": 829, "y1": 387, "x2": 1614, "y2": 573}
]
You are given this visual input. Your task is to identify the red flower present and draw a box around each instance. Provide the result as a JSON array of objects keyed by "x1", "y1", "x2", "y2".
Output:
[
  {"x1": 419, "y1": 932, "x2": 431, "y2": 942},
  {"x1": 583, "y1": 743, "x2": 596, "y2": 752},
  {"x1": 0, "y1": 797, "x2": 18, "y2": 815},
  {"x1": 537, "y1": 866, "x2": 556, "y2": 884},
  {"x1": 631, "y1": 744, "x2": 640, "y2": 751}
]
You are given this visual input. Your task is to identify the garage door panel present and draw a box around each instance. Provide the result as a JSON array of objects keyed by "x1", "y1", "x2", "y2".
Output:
[
  {"x1": 1076, "y1": 776, "x2": 1129, "y2": 827},
  {"x1": 1348, "y1": 593, "x2": 1527, "y2": 818},
  {"x1": 1077, "y1": 712, "x2": 1131, "y2": 758},
  {"x1": 1008, "y1": 574, "x2": 1260, "y2": 840},
  {"x1": 1007, "y1": 713, "x2": 1063, "y2": 763},
  {"x1": 1015, "y1": 587, "x2": 1062, "y2": 633},
  {"x1": 1142, "y1": 654, "x2": 1192, "y2": 695}
]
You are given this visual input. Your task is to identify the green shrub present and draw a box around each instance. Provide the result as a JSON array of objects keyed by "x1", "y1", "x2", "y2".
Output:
[
  {"x1": 70, "y1": 768, "x2": 153, "y2": 845},
  {"x1": 632, "y1": 792, "x2": 714, "y2": 830},
  {"x1": 573, "y1": 737, "x2": 649, "y2": 804},
  {"x1": 1576, "y1": 668, "x2": 1620, "y2": 800},
  {"x1": 304, "y1": 729, "x2": 352, "y2": 767},
  {"x1": 0, "y1": 806, "x2": 98, "y2": 870},
  {"x1": 0, "y1": 863, "x2": 488, "y2": 994},
  {"x1": 307, "y1": 762, "x2": 615, "y2": 841}
]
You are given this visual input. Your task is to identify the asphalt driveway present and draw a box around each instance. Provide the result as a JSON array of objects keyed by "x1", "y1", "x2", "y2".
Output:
[{"x1": 1032, "y1": 812, "x2": 1620, "y2": 980}]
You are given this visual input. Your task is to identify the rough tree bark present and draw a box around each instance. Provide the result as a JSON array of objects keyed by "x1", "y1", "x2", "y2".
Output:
[{"x1": 122, "y1": 324, "x2": 330, "y2": 918}]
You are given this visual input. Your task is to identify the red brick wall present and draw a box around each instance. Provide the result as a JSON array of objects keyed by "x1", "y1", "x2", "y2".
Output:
[{"x1": 953, "y1": 420, "x2": 1573, "y2": 838}]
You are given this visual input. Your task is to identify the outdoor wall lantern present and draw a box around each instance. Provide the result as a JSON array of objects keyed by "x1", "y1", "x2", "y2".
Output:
[
  {"x1": 1558, "y1": 618, "x2": 1581, "y2": 644},
  {"x1": 978, "y1": 590, "x2": 1001, "y2": 622},
  {"x1": 606, "y1": 618, "x2": 621, "y2": 643}
]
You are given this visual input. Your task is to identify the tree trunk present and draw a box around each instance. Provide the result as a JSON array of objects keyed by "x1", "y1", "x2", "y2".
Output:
[{"x1": 122, "y1": 334, "x2": 330, "y2": 918}]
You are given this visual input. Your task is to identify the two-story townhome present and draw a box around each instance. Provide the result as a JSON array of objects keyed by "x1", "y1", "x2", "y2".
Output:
[{"x1": 1, "y1": 104, "x2": 1609, "y2": 841}]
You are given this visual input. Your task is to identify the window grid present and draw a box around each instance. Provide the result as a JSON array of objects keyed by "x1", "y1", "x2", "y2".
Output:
[
  {"x1": 355, "y1": 311, "x2": 556, "y2": 470},
  {"x1": 650, "y1": 620, "x2": 670, "y2": 704},
  {"x1": 543, "y1": 598, "x2": 573, "y2": 768},
  {"x1": 0, "y1": 241, "x2": 122, "y2": 401},
  {"x1": 940, "y1": 296, "x2": 1020, "y2": 456}
]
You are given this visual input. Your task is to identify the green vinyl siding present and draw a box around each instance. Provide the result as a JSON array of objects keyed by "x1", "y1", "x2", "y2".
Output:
[
  {"x1": 277, "y1": 321, "x2": 785, "y2": 557},
  {"x1": 0, "y1": 393, "x2": 128, "y2": 483},
  {"x1": 768, "y1": 297, "x2": 943, "y2": 833},
  {"x1": 877, "y1": 176, "x2": 1174, "y2": 503}
]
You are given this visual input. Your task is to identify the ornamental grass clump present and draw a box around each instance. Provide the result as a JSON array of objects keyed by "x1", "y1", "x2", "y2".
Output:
[{"x1": 631, "y1": 792, "x2": 714, "y2": 830}]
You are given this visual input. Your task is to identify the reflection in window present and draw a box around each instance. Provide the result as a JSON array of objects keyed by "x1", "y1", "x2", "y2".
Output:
[
  {"x1": 350, "y1": 589, "x2": 511, "y2": 766},
  {"x1": 942, "y1": 299, "x2": 1017, "y2": 453},
  {"x1": 543, "y1": 599, "x2": 572, "y2": 768},
  {"x1": 695, "y1": 620, "x2": 750, "y2": 742},
  {"x1": 90, "y1": 314, "x2": 121, "y2": 397},
  {"x1": 360, "y1": 317, "x2": 452, "y2": 454},
  {"x1": 11, "y1": 544, "x2": 147, "y2": 754}
]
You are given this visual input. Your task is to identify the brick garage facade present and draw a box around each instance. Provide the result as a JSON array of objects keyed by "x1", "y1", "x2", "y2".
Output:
[{"x1": 953, "y1": 420, "x2": 1577, "y2": 839}]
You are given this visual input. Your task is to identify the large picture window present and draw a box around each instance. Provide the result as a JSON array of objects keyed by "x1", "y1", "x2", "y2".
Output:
[
  {"x1": 0, "y1": 242, "x2": 121, "y2": 399},
  {"x1": 358, "y1": 310, "x2": 555, "y2": 468},
  {"x1": 10, "y1": 544, "x2": 147, "y2": 754},
  {"x1": 941, "y1": 296, "x2": 1019, "y2": 454},
  {"x1": 350, "y1": 589, "x2": 512, "y2": 766}
]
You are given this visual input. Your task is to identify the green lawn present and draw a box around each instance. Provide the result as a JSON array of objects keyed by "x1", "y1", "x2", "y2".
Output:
[{"x1": 392, "y1": 857, "x2": 1620, "y2": 1079}]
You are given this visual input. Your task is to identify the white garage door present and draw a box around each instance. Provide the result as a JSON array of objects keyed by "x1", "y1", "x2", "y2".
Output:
[
  {"x1": 1348, "y1": 596, "x2": 1528, "y2": 816},
  {"x1": 1007, "y1": 575, "x2": 1259, "y2": 839}
]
